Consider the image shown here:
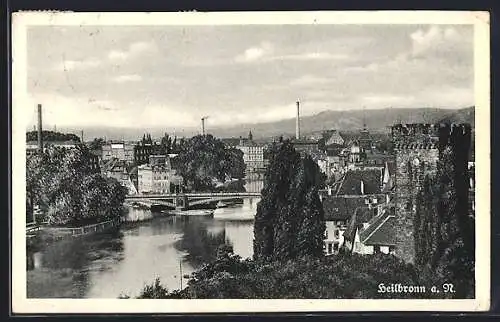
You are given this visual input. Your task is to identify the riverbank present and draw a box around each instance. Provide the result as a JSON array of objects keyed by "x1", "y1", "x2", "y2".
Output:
[
  {"x1": 26, "y1": 204, "x2": 256, "y2": 298},
  {"x1": 28, "y1": 219, "x2": 122, "y2": 251}
]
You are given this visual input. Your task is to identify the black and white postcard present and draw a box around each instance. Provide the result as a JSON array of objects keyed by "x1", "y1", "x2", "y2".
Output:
[{"x1": 11, "y1": 11, "x2": 490, "y2": 313}]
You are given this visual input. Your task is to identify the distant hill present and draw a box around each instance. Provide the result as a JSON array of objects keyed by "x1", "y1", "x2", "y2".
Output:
[
  {"x1": 40, "y1": 107, "x2": 474, "y2": 141},
  {"x1": 436, "y1": 106, "x2": 475, "y2": 125},
  {"x1": 210, "y1": 106, "x2": 475, "y2": 139}
]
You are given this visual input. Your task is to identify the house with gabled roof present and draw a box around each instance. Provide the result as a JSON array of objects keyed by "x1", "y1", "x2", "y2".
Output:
[
  {"x1": 335, "y1": 168, "x2": 384, "y2": 195},
  {"x1": 344, "y1": 205, "x2": 396, "y2": 255}
]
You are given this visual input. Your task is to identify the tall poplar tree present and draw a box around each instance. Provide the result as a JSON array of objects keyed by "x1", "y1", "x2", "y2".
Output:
[
  {"x1": 414, "y1": 123, "x2": 474, "y2": 298},
  {"x1": 253, "y1": 139, "x2": 325, "y2": 262}
]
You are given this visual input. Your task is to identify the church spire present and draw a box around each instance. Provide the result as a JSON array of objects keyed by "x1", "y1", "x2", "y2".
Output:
[{"x1": 248, "y1": 130, "x2": 253, "y2": 141}]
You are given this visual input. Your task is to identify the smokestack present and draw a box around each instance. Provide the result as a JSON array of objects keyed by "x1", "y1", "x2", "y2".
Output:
[
  {"x1": 37, "y1": 104, "x2": 43, "y2": 152},
  {"x1": 296, "y1": 100, "x2": 300, "y2": 140}
]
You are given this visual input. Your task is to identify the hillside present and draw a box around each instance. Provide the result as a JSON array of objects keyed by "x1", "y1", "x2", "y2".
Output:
[
  {"x1": 41, "y1": 107, "x2": 474, "y2": 141},
  {"x1": 436, "y1": 106, "x2": 475, "y2": 125},
  {"x1": 211, "y1": 106, "x2": 475, "y2": 139}
]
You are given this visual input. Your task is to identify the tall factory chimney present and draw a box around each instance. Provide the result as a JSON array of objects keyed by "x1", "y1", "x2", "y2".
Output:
[
  {"x1": 37, "y1": 104, "x2": 43, "y2": 152},
  {"x1": 296, "y1": 100, "x2": 300, "y2": 140}
]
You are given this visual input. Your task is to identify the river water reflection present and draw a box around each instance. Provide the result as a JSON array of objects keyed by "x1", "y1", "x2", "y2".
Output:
[{"x1": 27, "y1": 199, "x2": 257, "y2": 298}]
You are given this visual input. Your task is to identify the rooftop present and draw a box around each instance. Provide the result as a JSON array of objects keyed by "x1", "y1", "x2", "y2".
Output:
[
  {"x1": 292, "y1": 138, "x2": 320, "y2": 145},
  {"x1": 26, "y1": 140, "x2": 79, "y2": 147},
  {"x1": 323, "y1": 195, "x2": 382, "y2": 221},
  {"x1": 359, "y1": 206, "x2": 396, "y2": 246},
  {"x1": 343, "y1": 206, "x2": 378, "y2": 244},
  {"x1": 336, "y1": 169, "x2": 383, "y2": 195}
]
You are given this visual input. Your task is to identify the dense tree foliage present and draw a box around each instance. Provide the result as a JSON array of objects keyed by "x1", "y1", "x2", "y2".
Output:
[
  {"x1": 174, "y1": 135, "x2": 245, "y2": 192},
  {"x1": 157, "y1": 133, "x2": 182, "y2": 154},
  {"x1": 133, "y1": 246, "x2": 448, "y2": 299},
  {"x1": 414, "y1": 124, "x2": 474, "y2": 298},
  {"x1": 88, "y1": 137, "x2": 105, "y2": 150},
  {"x1": 26, "y1": 130, "x2": 81, "y2": 143},
  {"x1": 26, "y1": 145, "x2": 127, "y2": 226},
  {"x1": 253, "y1": 139, "x2": 325, "y2": 262}
]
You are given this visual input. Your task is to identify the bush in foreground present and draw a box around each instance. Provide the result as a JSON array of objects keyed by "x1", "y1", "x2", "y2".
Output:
[{"x1": 131, "y1": 246, "x2": 457, "y2": 299}]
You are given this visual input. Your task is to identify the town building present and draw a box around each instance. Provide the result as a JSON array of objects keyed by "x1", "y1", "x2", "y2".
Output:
[
  {"x1": 343, "y1": 205, "x2": 396, "y2": 255},
  {"x1": 134, "y1": 135, "x2": 163, "y2": 165},
  {"x1": 358, "y1": 127, "x2": 373, "y2": 151},
  {"x1": 324, "y1": 130, "x2": 345, "y2": 147},
  {"x1": 347, "y1": 140, "x2": 363, "y2": 165},
  {"x1": 382, "y1": 160, "x2": 396, "y2": 192},
  {"x1": 102, "y1": 141, "x2": 135, "y2": 163},
  {"x1": 236, "y1": 131, "x2": 266, "y2": 174},
  {"x1": 221, "y1": 138, "x2": 242, "y2": 149},
  {"x1": 308, "y1": 150, "x2": 329, "y2": 175},
  {"x1": 26, "y1": 140, "x2": 79, "y2": 155},
  {"x1": 101, "y1": 158, "x2": 137, "y2": 195},
  {"x1": 292, "y1": 139, "x2": 320, "y2": 155},
  {"x1": 137, "y1": 155, "x2": 183, "y2": 194},
  {"x1": 334, "y1": 168, "x2": 384, "y2": 196},
  {"x1": 322, "y1": 196, "x2": 362, "y2": 255}
]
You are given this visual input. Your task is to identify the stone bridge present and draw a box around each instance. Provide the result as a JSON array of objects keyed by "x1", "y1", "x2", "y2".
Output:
[{"x1": 125, "y1": 192, "x2": 261, "y2": 210}]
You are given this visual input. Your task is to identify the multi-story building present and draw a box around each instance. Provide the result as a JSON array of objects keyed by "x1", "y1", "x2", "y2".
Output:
[
  {"x1": 137, "y1": 155, "x2": 183, "y2": 194},
  {"x1": 343, "y1": 205, "x2": 396, "y2": 255},
  {"x1": 102, "y1": 141, "x2": 135, "y2": 163},
  {"x1": 134, "y1": 141, "x2": 162, "y2": 165},
  {"x1": 26, "y1": 140, "x2": 79, "y2": 156},
  {"x1": 237, "y1": 131, "x2": 266, "y2": 174},
  {"x1": 292, "y1": 138, "x2": 320, "y2": 155},
  {"x1": 324, "y1": 130, "x2": 345, "y2": 147},
  {"x1": 101, "y1": 158, "x2": 137, "y2": 194}
]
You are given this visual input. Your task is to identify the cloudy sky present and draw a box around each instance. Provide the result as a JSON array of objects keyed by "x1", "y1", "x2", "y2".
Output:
[{"x1": 26, "y1": 24, "x2": 473, "y2": 130}]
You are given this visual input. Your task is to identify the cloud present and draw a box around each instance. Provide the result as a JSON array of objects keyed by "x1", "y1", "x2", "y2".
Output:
[
  {"x1": 362, "y1": 94, "x2": 415, "y2": 106},
  {"x1": 112, "y1": 74, "x2": 143, "y2": 83},
  {"x1": 409, "y1": 25, "x2": 470, "y2": 59},
  {"x1": 108, "y1": 50, "x2": 128, "y2": 62},
  {"x1": 290, "y1": 75, "x2": 331, "y2": 86},
  {"x1": 234, "y1": 42, "x2": 274, "y2": 63},
  {"x1": 107, "y1": 41, "x2": 158, "y2": 63},
  {"x1": 54, "y1": 58, "x2": 101, "y2": 71},
  {"x1": 276, "y1": 52, "x2": 349, "y2": 62},
  {"x1": 235, "y1": 43, "x2": 349, "y2": 64}
]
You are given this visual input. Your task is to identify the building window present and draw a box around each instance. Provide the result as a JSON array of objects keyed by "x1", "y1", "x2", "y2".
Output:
[
  {"x1": 333, "y1": 243, "x2": 339, "y2": 252},
  {"x1": 327, "y1": 243, "x2": 333, "y2": 254}
]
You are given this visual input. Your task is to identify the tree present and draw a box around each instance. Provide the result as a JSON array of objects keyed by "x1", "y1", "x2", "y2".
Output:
[
  {"x1": 134, "y1": 251, "x2": 431, "y2": 299},
  {"x1": 253, "y1": 140, "x2": 325, "y2": 262},
  {"x1": 226, "y1": 148, "x2": 246, "y2": 179},
  {"x1": 174, "y1": 135, "x2": 244, "y2": 192},
  {"x1": 88, "y1": 137, "x2": 105, "y2": 150},
  {"x1": 414, "y1": 124, "x2": 474, "y2": 298},
  {"x1": 26, "y1": 130, "x2": 81, "y2": 143},
  {"x1": 26, "y1": 144, "x2": 127, "y2": 226}
]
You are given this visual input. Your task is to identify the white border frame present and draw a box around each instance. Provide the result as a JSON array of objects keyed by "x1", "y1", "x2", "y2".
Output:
[{"x1": 11, "y1": 11, "x2": 490, "y2": 313}]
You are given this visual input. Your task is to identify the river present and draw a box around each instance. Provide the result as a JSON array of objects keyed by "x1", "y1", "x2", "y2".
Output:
[{"x1": 26, "y1": 196, "x2": 259, "y2": 298}]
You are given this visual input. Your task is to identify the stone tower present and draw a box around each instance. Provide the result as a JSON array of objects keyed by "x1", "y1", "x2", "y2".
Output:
[{"x1": 392, "y1": 124, "x2": 439, "y2": 263}]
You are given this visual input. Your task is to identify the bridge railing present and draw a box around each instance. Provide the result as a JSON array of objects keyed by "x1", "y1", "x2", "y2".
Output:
[{"x1": 126, "y1": 192, "x2": 261, "y2": 198}]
